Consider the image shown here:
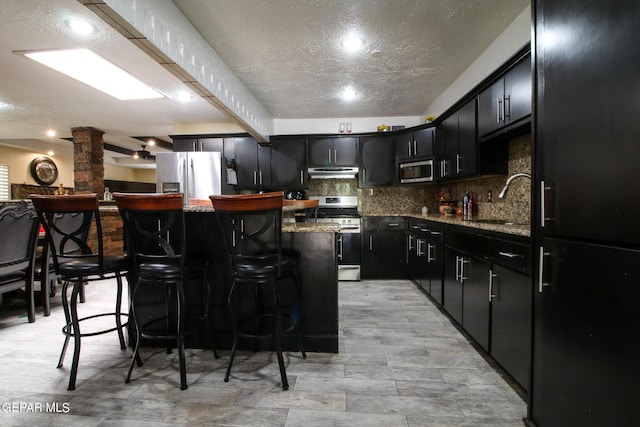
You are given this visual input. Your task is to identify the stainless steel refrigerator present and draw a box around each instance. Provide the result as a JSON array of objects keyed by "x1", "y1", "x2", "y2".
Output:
[{"x1": 156, "y1": 152, "x2": 231, "y2": 205}]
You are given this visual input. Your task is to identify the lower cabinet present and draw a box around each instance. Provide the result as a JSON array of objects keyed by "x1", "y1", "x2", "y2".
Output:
[
  {"x1": 490, "y1": 237, "x2": 531, "y2": 392},
  {"x1": 444, "y1": 227, "x2": 492, "y2": 350},
  {"x1": 424, "y1": 226, "x2": 444, "y2": 305},
  {"x1": 362, "y1": 217, "x2": 406, "y2": 279}
]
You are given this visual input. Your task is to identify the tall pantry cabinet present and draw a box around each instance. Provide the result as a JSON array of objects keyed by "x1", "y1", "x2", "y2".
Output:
[{"x1": 528, "y1": 1, "x2": 640, "y2": 426}]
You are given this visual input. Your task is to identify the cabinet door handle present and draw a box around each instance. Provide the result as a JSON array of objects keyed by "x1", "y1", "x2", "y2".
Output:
[
  {"x1": 328, "y1": 149, "x2": 332, "y2": 163},
  {"x1": 259, "y1": 170, "x2": 263, "y2": 185},
  {"x1": 489, "y1": 270, "x2": 498, "y2": 301},
  {"x1": 369, "y1": 235, "x2": 373, "y2": 251},
  {"x1": 362, "y1": 169, "x2": 366, "y2": 182},
  {"x1": 541, "y1": 180, "x2": 554, "y2": 227},
  {"x1": 413, "y1": 140, "x2": 417, "y2": 156},
  {"x1": 538, "y1": 246, "x2": 551, "y2": 293},
  {"x1": 427, "y1": 243, "x2": 435, "y2": 262},
  {"x1": 456, "y1": 154, "x2": 462, "y2": 174},
  {"x1": 334, "y1": 149, "x2": 337, "y2": 163},
  {"x1": 455, "y1": 256, "x2": 460, "y2": 281},
  {"x1": 430, "y1": 231, "x2": 442, "y2": 236},
  {"x1": 408, "y1": 234, "x2": 414, "y2": 251},
  {"x1": 497, "y1": 97, "x2": 502, "y2": 123},
  {"x1": 504, "y1": 95, "x2": 511, "y2": 120},
  {"x1": 417, "y1": 239, "x2": 425, "y2": 257},
  {"x1": 253, "y1": 170, "x2": 257, "y2": 185},
  {"x1": 300, "y1": 170, "x2": 304, "y2": 184},
  {"x1": 460, "y1": 258, "x2": 469, "y2": 282},
  {"x1": 407, "y1": 141, "x2": 412, "y2": 156}
]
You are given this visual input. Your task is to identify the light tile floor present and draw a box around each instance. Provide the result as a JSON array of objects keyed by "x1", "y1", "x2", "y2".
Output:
[{"x1": 0, "y1": 279, "x2": 526, "y2": 426}]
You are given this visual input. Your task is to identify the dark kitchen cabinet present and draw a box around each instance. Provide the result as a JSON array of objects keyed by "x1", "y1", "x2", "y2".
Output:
[
  {"x1": 232, "y1": 137, "x2": 271, "y2": 189},
  {"x1": 443, "y1": 246, "x2": 463, "y2": 324},
  {"x1": 435, "y1": 99, "x2": 477, "y2": 180},
  {"x1": 407, "y1": 221, "x2": 429, "y2": 291},
  {"x1": 490, "y1": 237, "x2": 531, "y2": 392},
  {"x1": 529, "y1": 1, "x2": 640, "y2": 425},
  {"x1": 407, "y1": 220, "x2": 444, "y2": 305},
  {"x1": 270, "y1": 138, "x2": 308, "y2": 189},
  {"x1": 395, "y1": 127, "x2": 435, "y2": 161},
  {"x1": 425, "y1": 225, "x2": 444, "y2": 305},
  {"x1": 359, "y1": 135, "x2": 395, "y2": 187},
  {"x1": 172, "y1": 137, "x2": 224, "y2": 152},
  {"x1": 308, "y1": 137, "x2": 358, "y2": 167},
  {"x1": 532, "y1": 238, "x2": 640, "y2": 427},
  {"x1": 478, "y1": 54, "x2": 531, "y2": 139},
  {"x1": 443, "y1": 227, "x2": 491, "y2": 350},
  {"x1": 362, "y1": 217, "x2": 406, "y2": 279}
]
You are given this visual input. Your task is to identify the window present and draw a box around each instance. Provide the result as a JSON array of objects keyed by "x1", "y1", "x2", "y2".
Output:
[{"x1": 0, "y1": 163, "x2": 8, "y2": 200}]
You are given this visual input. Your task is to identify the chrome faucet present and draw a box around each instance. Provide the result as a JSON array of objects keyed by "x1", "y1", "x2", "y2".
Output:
[{"x1": 498, "y1": 173, "x2": 531, "y2": 198}]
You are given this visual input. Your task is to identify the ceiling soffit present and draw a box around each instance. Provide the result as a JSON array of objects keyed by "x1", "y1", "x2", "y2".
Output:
[{"x1": 81, "y1": 0, "x2": 271, "y2": 141}]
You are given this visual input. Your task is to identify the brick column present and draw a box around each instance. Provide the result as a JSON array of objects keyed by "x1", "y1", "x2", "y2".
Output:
[{"x1": 71, "y1": 127, "x2": 105, "y2": 195}]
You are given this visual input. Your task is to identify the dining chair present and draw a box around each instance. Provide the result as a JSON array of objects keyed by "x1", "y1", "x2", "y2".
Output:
[{"x1": 0, "y1": 201, "x2": 40, "y2": 323}]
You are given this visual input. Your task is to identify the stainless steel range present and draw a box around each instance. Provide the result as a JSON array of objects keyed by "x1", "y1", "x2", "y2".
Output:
[{"x1": 309, "y1": 196, "x2": 361, "y2": 281}]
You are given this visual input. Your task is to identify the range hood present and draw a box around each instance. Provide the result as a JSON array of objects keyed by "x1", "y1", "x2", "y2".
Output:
[{"x1": 308, "y1": 167, "x2": 359, "y2": 179}]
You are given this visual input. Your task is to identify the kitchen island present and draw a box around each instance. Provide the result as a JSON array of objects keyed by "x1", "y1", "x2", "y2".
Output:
[{"x1": 180, "y1": 206, "x2": 340, "y2": 353}]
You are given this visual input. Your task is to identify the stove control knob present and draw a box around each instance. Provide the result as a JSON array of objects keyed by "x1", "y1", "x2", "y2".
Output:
[{"x1": 347, "y1": 219, "x2": 351, "y2": 224}]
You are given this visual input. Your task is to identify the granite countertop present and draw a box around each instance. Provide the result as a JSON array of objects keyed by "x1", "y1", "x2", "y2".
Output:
[
  {"x1": 365, "y1": 212, "x2": 530, "y2": 237},
  {"x1": 282, "y1": 222, "x2": 340, "y2": 233}
]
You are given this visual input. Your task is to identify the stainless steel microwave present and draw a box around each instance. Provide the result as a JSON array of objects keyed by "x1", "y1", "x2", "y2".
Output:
[{"x1": 399, "y1": 159, "x2": 434, "y2": 183}]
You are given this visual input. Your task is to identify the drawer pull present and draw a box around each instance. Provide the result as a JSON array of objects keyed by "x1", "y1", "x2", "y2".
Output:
[{"x1": 498, "y1": 251, "x2": 523, "y2": 259}]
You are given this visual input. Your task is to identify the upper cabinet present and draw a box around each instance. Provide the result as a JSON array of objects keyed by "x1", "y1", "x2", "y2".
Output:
[
  {"x1": 435, "y1": 99, "x2": 478, "y2": 180},
  {"x1": 308, "y1": 137, "x2": 358, "y2": 167},
  {"x1": 359, "y1": 135, "x2": 395, "y2": 187},
  {"x1": 172, "y1": 137, "x2": 224, "y2": 152},
  {"x1": 270, "y1": 138, "x2": 308, "y2": 189},
  {"x1": 478, "y1": 55, "x2": 532, "y2": 139},
  {"x1": 231, "y1": 137, "x2": 271, "y2": 189},
  {"x1": 395, "y1": 127, "x2": 435, "y2": 161}
]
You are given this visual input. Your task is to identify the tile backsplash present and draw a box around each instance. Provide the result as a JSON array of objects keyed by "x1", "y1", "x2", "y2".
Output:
[
  {"x1": 357, "y1": 133, "x2": 532, "y2": 224},
  {"x1": 306, "y1": 133, "x2": 531, "y2": 224}
]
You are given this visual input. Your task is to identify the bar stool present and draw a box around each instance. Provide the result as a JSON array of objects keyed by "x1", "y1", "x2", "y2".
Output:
[
  {"x1": 30, "y1": 194, "x2": 129, "y2": 390},
  {"x1": 114, "y1": 192, "x2": 218, "y2": 390},
  {"x1": 210, "y1": 191, "x2": 306, "y2": 390}
]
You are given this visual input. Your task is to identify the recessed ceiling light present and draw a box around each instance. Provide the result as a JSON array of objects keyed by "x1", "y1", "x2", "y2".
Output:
[
  {"x1": 47, "y1": 150, "x2": 55, "y2": 156},
  {"x1": 46, "y1": 129, "x2": 56, "y2": 137},
  {"x1": 341, "y1": 86, "x2": 358, "y2": 102},
  {"x1": 341, "y1": 34, "x2": 364, "y2": 53},
  {"x1": 20, "y1": 48, "x2": 165, "y2": 100},
  {"x1": 175, "y1": 91, "x2": 193, "y2": 102},
  {"x1": 67, "y1": 19, "x2": 94, "y2": 36},
  {"x1": 147, "y1": 139, "x2": 156, "y2": 146}
]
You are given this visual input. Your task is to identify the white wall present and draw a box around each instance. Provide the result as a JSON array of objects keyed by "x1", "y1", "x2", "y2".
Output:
[
  {"x1": 273, "y1": 116, "x2": 422, "y2": 136},
  {"x1": 423, "y1": 6, "x2": 531, "y2": 118}
]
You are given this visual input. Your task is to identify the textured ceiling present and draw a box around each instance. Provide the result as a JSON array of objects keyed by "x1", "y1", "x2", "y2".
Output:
[
  {"x1": 0, "y1": 0, "x2": 529, "y2": 166},
  {"x1": 173, "y1": 0, "x2": 530, "y2": 118}
]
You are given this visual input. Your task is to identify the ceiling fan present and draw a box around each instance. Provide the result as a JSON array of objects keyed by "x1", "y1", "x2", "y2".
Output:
[{"x1": 133, "y1": 145, "x2": 155, "y2": 160}]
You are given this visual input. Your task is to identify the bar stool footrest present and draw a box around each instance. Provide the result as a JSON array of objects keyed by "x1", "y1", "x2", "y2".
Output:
[{"x1": 61, "y1": 313, "x2": 128, "y2": 338}]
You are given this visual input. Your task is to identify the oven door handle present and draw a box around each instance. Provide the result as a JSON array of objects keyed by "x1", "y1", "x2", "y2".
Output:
[{"x1": 339, "y1": 225, "x2": 360, "y2": 230}]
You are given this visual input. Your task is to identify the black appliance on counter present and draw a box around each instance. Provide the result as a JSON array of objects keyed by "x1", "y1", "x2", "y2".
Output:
[{"x1": 308, "y1": 195, "x2": 360, "y2": 281}]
